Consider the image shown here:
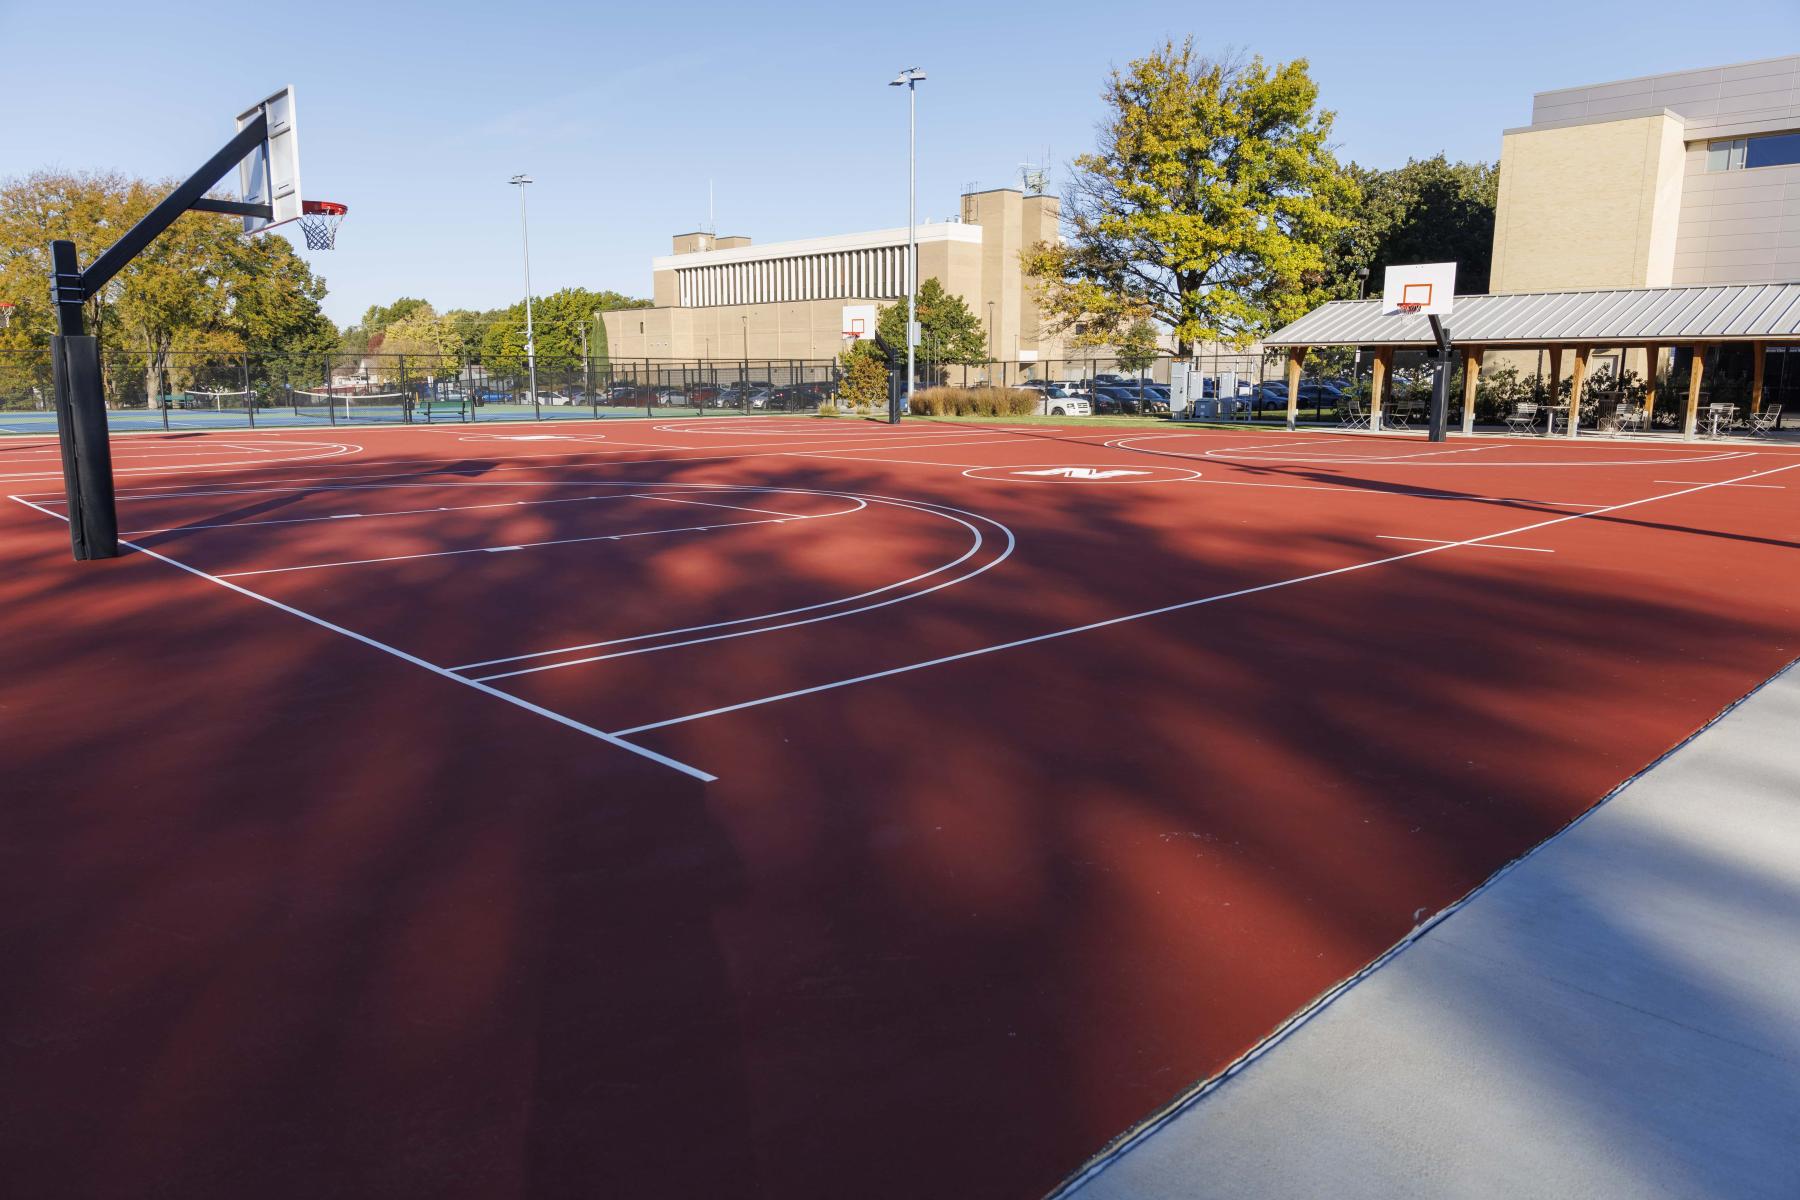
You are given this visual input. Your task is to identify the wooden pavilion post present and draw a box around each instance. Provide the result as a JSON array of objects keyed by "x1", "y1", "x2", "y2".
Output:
[
  {"x1": 1565, "y1": 346, "x2": 1589, "y2": 438},
  {"x1": 1751, "y1": 341, "x2": 1767, "y2": 414},
  {"x1": 1684, "y1": 344, "x2": 1706, "y2": 441},
  {"x1": 1461, "y1": 346, "x2": 1481, "y2": 435},
  {"x1": 1370, "y1": 347, "x2": 1392, "y2": 432},
  {"x1": 1285, "y1": 346, "x2": 1306, "y2": 432},
  {"x1": 1544, "y1": 347, "x2": 1563, "y2": 434},
  {"x1": 1643, "y1": 344, "x2": 1660, "y2": 429}
]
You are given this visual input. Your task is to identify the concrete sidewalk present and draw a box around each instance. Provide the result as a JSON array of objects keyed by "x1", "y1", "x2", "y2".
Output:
[{"x1": 1065, "y1": 661, "x2": 1800, "y2": 1200}]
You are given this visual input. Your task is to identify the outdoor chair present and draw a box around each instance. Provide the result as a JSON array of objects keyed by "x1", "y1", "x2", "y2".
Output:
[
  {"x1": 1384, "y1": 399, "x2": 1421, "y2": 431},
  {"x1": 1340, "y1": 399, "x2": 1370, "y2": 430},
  {"x1": 1504, "y1": 402, "x2": 1539, "y2": 434},
  {"x1": 1601, "y1": 404, "x2": 1645, "y2": 437},
  {"x1": 1748, "y1": 405, "x2": 1783, "y2": 437}
]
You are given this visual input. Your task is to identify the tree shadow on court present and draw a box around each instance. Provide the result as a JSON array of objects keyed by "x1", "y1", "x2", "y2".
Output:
[
  {"x1": 922, "y1": 418, "x2": 1800, "y2": 553},
  {"x1": 394, "y1": 447, "x2": 1794, "y2": 1198},
  {"x1": 1, "y1": 437, "x2": 1795, "y2": 1200},
  {"x1": 0, "y1": 508, "x2": 759, "y2": 1199}
]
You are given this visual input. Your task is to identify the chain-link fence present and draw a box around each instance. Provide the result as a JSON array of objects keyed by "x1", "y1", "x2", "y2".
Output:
[{"x1": 0, "y1": 350, "x2": 857, "y2": 434}]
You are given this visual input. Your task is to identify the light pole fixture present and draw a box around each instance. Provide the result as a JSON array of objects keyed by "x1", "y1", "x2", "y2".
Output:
[
  {"x1": 509, "y1": 174, "x2": 538, "y2": 409},
  {"x1": 889, "y1": 67, "x2": 925, "y2": 423}
]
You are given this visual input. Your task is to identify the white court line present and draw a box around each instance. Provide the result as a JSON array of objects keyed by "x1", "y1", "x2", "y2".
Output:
[
  {"x1": 9, "y1": 429, "x2": 1021, "y2": 499},
  {"x1": 467, "y1": 500, "x2": 1012, "y2": 681},
  {"x1": 1376, "y1": 535, "x2": 1554, "y2": 553},
  {"x1": 6, "y1": 495, "x2": 714, "y2": 783},
  {"x1": 787, "y1": 451, "x2": 987, "y2": 470},
  {"x1": 801, "y1": 445, "x2": 1640, "y2": 512},
  {"x1": 608, "y1": 460, "x2": 1800, "y2": 737},
  {"x1": 121, "y1": 491, "x2": 647, "y2": 536},
  {"x1": 213, "y1": 504, "x2": 860, "y2": 579},
  {"x1": 0, "y1": 440, "x2": 359, "y2": 482},
  {"x1": 1653, "y1": 480, "x2": 1785, "y2": 488},
  {"x1": 641, "y1": 493, "x2": 805, "y2": 519},
  {"x1": 450, "y1": 493, "x2": 1007, "y2": 672}
]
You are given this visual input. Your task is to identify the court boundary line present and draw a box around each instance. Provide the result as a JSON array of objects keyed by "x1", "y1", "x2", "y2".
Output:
[
  {"x1": 1376, "y1": 535, "x2": 1553, "y2": 553},
  {"x1": 6, "y1": 495, "x2": 716, "y2": 783},
  {"x1": 450, "y1": 493, "x2": 1010, "y2": 672},
  {"x1": 466, "y1": 498, "x2": 1014, "y2": 680},
  {"x1": 609, "y1": 460, "x2": 1800, "y2": 737},
  {"x1": 5, "y1": 429, "x2": 1033, "y2": 497},
  {"x1": 213, "y1": 497, "x2": 868, "y2": 579},
  {"x1": 1048, "y1": 651, "x2": 1800, "y2": 1198}
]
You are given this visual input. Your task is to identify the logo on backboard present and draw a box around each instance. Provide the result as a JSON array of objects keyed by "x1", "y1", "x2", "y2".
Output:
[{"x1": 961, "y1": 463, "x2": 1201, "y2": 484}]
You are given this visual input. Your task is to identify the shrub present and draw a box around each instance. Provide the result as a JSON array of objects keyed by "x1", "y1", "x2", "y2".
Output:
[
  {"x1": 816, "y1": 401, "x2": 840, "y2": 417},
  {"x1": 832, "y1": 341, "x2": 889, "y2": 414},
  {"x1": 908, "y1": 385, "x2": 1038, "y2": 417}
]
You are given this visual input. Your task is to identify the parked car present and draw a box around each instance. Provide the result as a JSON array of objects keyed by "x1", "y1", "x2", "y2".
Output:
[
  {"x1": 1089, "y1": 384, "x2": 1143, "y2": 414},
  {"x1": 1093, "y1": 381, "x2": 1168, "y2": 414},
  {"x1": 769, "y1": 382, "x2": 834, "y2": 411},
  {"x1": 1026, "y1": 383, "x2": 1092, "y2": 417},
  {"x1": 713, "y1": 381, "x2": 775, "y2": 408}
]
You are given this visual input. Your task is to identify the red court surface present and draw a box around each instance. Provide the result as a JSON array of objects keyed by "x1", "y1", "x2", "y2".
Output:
[{"x1": 3, "y1": 417, "x2": 1797, "y2": 1199}]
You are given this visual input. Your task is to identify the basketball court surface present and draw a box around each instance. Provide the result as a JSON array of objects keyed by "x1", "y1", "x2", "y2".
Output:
[{"x1": 3, "y1": 415, "x2": 1797, "y2": 1198}]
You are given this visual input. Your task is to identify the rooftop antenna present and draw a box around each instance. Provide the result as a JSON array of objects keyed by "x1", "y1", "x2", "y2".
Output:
[{"x1": 1020, "y1": 160, "x2": 1049, "y2": 196}]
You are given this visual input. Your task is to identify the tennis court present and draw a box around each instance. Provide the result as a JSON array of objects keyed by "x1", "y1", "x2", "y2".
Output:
[{"x1": 3, "y1": 416, "x2": 1797, "y2": 1199}]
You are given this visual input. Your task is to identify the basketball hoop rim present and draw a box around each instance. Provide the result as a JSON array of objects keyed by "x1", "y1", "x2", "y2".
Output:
[{"x1": 293, "y1": 199, "x2": 347, "y2": 250}]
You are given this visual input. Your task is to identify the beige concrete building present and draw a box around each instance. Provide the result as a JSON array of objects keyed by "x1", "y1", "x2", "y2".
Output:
[
  {"x1": 601, "y1": 187, "x2": 1065, "y2": 362},
  {"x1": 1489, "y1": 56, "x2": 1800, "y2": 383}
]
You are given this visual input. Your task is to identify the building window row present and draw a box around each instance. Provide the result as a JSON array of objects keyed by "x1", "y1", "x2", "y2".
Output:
[
  {"x1": 677, "y1": 246, "x2": 913, "y2": 307},
  {"x1": 1705, "y1": 131, "x2": 1800, "y2": 173}
]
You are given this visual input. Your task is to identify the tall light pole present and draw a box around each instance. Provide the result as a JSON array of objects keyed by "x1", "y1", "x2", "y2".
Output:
[
  {"x1": 509, "y1": 174, "x2": 538, "y2": 409},
  {"x1": 890, "y1": 67, "x2": 925, "y2": 422}
]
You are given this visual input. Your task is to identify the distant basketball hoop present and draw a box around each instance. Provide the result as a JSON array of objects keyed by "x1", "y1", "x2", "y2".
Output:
[
  {"x1": 1381, "y1": 263, "x2": 1456, "y2": 317},
  {"x1": 296, "y1": 200, "x2": 348, "y2": 250}
]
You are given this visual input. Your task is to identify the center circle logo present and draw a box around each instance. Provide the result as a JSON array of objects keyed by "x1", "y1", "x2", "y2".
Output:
[{"x1": 961, "y1": 463, "x2": 1201, "y2": 484}]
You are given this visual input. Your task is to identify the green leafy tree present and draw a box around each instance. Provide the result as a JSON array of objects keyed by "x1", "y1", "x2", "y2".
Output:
[
  {"x1": 831, "y1": 340, "x2": 888, "y2": 413},
  {"x1": 1331, "y1": 156, "x2": 1498, "y2": 297},
  {"x1": 1023, "y1": 41, "x2": 1357, "y2": 353},
  {"x1": 480, "y1": 288, "x2": 649, "y2": 364},
  {"x1": 376, "y1": 306, "x2": 463, "y2": 371},
  {"x1": 875, "y1": 277, "x2": 986, "y2": 376},
  {"x1": 1114, "y1": 318, "x2": 1160, "y2": 376},
  {"x1": 0, "y1": 170, "x2": 333, "y2": 404}
]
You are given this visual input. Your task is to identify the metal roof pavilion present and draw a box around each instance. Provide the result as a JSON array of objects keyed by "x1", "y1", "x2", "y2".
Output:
[{"x1": 1266, "y1": 282, "x2": 1800, "y2": 348}]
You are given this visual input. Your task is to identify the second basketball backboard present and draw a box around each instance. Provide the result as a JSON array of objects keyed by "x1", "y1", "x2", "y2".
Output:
[{"x1": 1381, "y1": 262, "x2": 1456, "y2": 316}]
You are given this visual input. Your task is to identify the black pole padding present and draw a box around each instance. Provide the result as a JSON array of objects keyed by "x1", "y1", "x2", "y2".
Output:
[
  {"x1": 50, "y1": 335, "x2": 120, "y2": 560},
  {"x1": 1427, "y1": 313, "x2": 1453, "y2": 443},
  {"x1": 50, "y1": 239, "x2": 86, "y2": 336}
]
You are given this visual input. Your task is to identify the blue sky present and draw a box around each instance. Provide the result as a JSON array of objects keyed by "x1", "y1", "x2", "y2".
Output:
[{"x1": 2, "y1": 0, "x2": 1793, "y2": 326}]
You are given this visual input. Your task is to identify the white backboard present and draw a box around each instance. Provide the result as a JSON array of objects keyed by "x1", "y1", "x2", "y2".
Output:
[
  {"x1": 237, "y1": 86, "x2": 302, "y2": 235},
  {"x1": 841, "y1": 304, "x2": 877, "y2": 340},
  {"x1": 1381, "y1": 262, "x2": 1456, "y2": 316}
]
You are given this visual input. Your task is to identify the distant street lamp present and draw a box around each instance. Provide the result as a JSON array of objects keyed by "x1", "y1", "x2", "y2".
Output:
[
  {"x1": 889, "y1": 67, "x2": 926, "y2": 421},
  {"x1": 509, "y1": 174, "x2": 538, "y2": 409}
]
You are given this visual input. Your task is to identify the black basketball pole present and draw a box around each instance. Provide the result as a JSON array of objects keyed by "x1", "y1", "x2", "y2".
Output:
[
  {"x1": 1427, "y1": 312, "x2": 1453, "y2": 443},
  {"x1": 45, "y1": 113, "x2": 272, "y2": 562}
]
